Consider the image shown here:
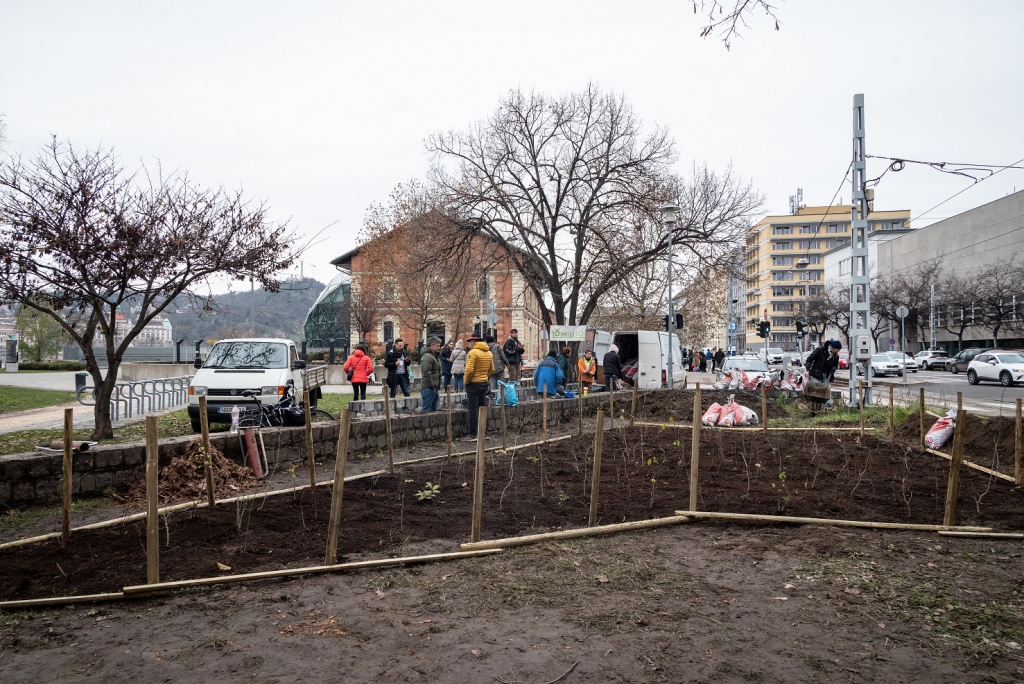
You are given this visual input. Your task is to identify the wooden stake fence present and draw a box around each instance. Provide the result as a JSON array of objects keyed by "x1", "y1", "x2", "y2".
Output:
[
  {"x1": 303, "y1": 390, "x2": 316, "y2": 489},
  {"x1": 470, "y1": 407, "x2": 487, "y2": 543},
  {"x1": 198, "y1": 396, "x2": 215, "y2": 506},
  {"x1": 445, "y1": 385, "x2": 453, "y2": 462},
  {"x1": 325, "y1": 409, "x2": 352, "y2": 565},
  {"x1": 501, "y1": 399, "x2": 507, "y2": 453},
  {"x1": 674, "y1": 510, "x2": 992, "y2": 533},
  {"x1": 920, "y1": 387, "x2": 926, "y2": 450},
  {"x1": 690, "y1": 383, "x2": 701, "y2": 512},
  {"x1": 630, "y1": 381, "x2": 638, "y2": 428},
  {"x1": 382, "y1": 391, "x2": 395, "y2": 473},
  {"x1": 857, "y1": 380, "x2": 864, "y2": 438},
  {"x1": 60, "y1": 408, "x2": 73, "y2": 545},
  {"x1": 943, "y1": 392, "x2": 965, "y2": 527},
  {"x1": 609, "y1": 384, "x2": 615, "y2": 430},
  {"x1": 1016, "y1": 398, "x2": 1022, "y2": 486},
  {"x1": 145, "y1": 415, "x2": 160, "y2": 585},
  {"x1": 889, "y1": 384, "x2": 894, "y2": 442},
  {"x1": 761, "y1": 382, "x2": 767, "y2": 434},
  {"x1": 577, "y1": 388, "x2": 583, "y2": 437},
  {"x1": 588, "y1": 410, "x2": 605, "y2": 527},
  {"x1": 542, "y1": 389, "x2": 548, "y2": 443}
]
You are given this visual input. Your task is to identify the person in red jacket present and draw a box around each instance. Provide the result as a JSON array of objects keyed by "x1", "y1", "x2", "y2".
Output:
[{"x1": 343, "y1": 345, "x2": 375, "y2": 400}]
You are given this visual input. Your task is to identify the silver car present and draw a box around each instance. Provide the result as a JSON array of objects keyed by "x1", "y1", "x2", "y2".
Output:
[
  {"x1": 869, "y1": 354, "x2": 902, "y2": 377},
  {"x1": 885, "y1": 351, "x2": 918, "y2": 373}
]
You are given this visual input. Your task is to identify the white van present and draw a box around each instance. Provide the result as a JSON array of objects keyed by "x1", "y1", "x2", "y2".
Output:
[
  {"x1": 610, "y1": 330, "x2": 687, "y2": 390},
  {"x1": 187, "y1": 338, "x2": 308, "y2": 432}
]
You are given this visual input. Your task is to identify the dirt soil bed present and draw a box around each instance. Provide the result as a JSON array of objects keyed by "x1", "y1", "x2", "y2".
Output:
[
  {"x1": 637, "y1": 388, "x2": 789, "y2": 422},
  {"x1": 3, "y1": 425, "x2": 1021, "y2": 602},
  {"x1": 898, "y1": 411, "x2": 1021, "y2": 478}
]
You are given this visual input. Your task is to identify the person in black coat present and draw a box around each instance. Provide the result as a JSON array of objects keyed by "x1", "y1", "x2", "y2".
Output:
[
  {"x1": 603, "y1": 344, "x2": 626, "y2": 391},
  {"x1": 806, "y1": 340, "x2": 841, "y2": 383},
  {"x1": 384, "y1": 338, "x2": 412, "y2": 398}
]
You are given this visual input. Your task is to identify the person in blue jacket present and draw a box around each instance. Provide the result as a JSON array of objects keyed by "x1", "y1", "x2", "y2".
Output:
[{"x1": 534, "y1": 350, "x2": 564, "y2": 397}]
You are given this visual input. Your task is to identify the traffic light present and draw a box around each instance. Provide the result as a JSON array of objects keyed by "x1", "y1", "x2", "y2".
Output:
[
  {"x1": 796, "y1": 321, "x2": 805, "y2": 338},
  {"x1": 662, "y1": 315, "x2": 670, "y2": 331},
  {"x1": 764, "y1": 321, "x2": 771, "y2": 336},
  {"x1": 756, "y1": 321, "x2": 766, "y2": 338},
  {"x1": 675, "y1": 313, "x2": 684, "y2": 330}
]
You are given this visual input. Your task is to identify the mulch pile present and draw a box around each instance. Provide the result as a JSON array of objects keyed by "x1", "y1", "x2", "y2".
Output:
[{"x1": 112, "y1": 438, "x2": 258, "y2": 506}]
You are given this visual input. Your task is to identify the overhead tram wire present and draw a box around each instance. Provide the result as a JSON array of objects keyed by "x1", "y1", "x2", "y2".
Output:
[{"x1": 906, "y1": 154, "x2": 1024, "y2": 225}]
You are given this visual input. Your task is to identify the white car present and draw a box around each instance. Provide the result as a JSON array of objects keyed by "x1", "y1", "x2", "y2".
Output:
[
  {"x1": 885, "y1": 351, "x2": 918, "y2": 373},
  {"x1": 967, "y1": 351, "x2": 1024, "y2": 387},
  {"x1": 758, "y1": 347, "x2": 785, "y2": 365},
  {"x1": 720, "y1": 357, "x2": 770, "y2": 383},
  {"x1": 869, "y1": 354, "x2": 902, "y2": 378},
  {"x1": 915, "y1": 350, "x2": 950, "y2": 370}
]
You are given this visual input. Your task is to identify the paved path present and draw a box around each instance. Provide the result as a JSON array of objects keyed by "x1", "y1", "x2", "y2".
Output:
[{"x1": 0, "y1": 371, "x2": 79, "y2": 391}]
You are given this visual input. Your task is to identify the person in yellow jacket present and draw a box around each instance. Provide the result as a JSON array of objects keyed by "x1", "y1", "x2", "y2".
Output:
[
  {"x1": 577, "y1": 348, "x2": 597, "y2": 394},
  {"x1": 463, "y1": 335, "x2": 495, "y2": 439}
]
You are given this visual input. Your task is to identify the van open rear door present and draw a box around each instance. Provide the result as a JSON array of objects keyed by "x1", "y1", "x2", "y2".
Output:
[{"x1": 636, "y1": 331, "x2": 662, "y2": 390}]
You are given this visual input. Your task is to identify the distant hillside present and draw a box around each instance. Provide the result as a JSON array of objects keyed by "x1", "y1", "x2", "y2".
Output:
[{"x1": 165, "y1": 277, "x2": 326, "y2": 344}]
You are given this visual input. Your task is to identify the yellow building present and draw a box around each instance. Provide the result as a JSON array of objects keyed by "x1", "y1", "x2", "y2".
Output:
[{"x1": 744, "y1": 204, "x2": 912, "y2": 350}]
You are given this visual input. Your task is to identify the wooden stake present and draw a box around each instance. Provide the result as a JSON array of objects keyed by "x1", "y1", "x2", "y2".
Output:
[
  {"x1": 857, "y1": 380, "x2": 864, "y2": 438},
  {"x1": 920, "y1": 387, "x2": 926, "y2": 451},
  {"x1": 761, "y1": 382, "x2": 767, "y2": 434},
  {"x1": 60, "y1": 408, "x2": 73, "y2": 545},
  {"x1": 673, "y1": 509, "x2": 992, "y2": 533},
  {"x1": 938, "y1": 531, "x2": 1024, "y2": 539},
  {"x1": 198, "y1": 395, "x2": 215, "y2": 507},
  {"x1": 1016, "y1": 398, "x2": 1022, "y2": 486},
  {"x1": 325, "y1": 409, "x2": 352, "y2": 565},
  {"x1": 577, "y1": 387, "x2": 583, "y2": 437},
  {"x1": 501, "y1": 398, "x2": 507, "y2": 453},
  {"x1": 382, "y1": 390, "x2": 395, "y2": 474},
  {"x1": 943, "y1": 408, "x2": 967, "y2": 527},
  {"x1": 542, "y1": 389, "x2": 548, "y2": 443},
  {"x1": 924, "y1": 447, "x2": 1014, "y2": 483},
  {"x1": 0, "y1": 592, "x2": 127, "y2": 610},
  {"x1": 445, "y1": 385, "x2": 453, "y2": 463},
  {"x1": 690, "y1": 383, "x2": 701, "y2": 512},
  {"x1": 609, "y1": 383, "x2": 615, "y2": 430},
  {"x1": 470, "y1": 407, "x2": 487, "y2": 543},
  {"x1": 888, "y1": 384, "x2": 894, "y2": 442},
  {"x1": 630, "y1": 381, "x2": 638, "y2": 428},
  {"x1": 303, "y1": 390, "x2": 316, "y2": 489},
  {"x1": 145, "y1": 415, "x2": 160, "y2": 585},
  {"x1": 122, "y1": 549, "x2": 504, "y2": 598},
  {"x1": 589, "y1": 410, "x2": 605, "y2": 527},
  {"x1": 461, "y1": 515, "x2": 695, "y2": 551}
]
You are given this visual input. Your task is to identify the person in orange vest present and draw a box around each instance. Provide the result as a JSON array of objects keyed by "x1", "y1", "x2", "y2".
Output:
[{"x1": 577, "y1": 348, "x2": 597, "y2": 394}]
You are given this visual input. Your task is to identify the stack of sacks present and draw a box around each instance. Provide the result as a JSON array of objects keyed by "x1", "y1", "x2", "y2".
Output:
[{"x1": 701, "y1": 394, "x2": 759, "y2": 427}]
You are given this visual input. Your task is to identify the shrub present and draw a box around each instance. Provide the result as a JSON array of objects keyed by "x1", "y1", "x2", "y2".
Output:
[{"x1": 16, "y1": 360, "x2": 87, "y2": 371}]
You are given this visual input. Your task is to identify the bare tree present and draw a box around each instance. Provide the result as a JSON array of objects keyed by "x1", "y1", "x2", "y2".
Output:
[
  {"x1": 0, "y1": 140, "x2": 296, "y2": 438},
  {"x1": 893, "y1": 259, "x2": 944, "y2": 346},
  {"x1": 427, "y1": 86, "x2": 762, "y2": 328},
  {"x1": 975, "y1": 260, "x2": 1024, "y2": 346},
  {"x1": 939, "y1": 269, "x2": 981, "y2": 349},
  {"x1": 695, "y1": 0, "x2": 782, "y2": 49}
]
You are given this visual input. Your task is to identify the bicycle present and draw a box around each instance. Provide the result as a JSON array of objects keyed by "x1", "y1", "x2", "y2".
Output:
[{"x1": 237, "y1": 381, "x2": 336, "y2": 428}]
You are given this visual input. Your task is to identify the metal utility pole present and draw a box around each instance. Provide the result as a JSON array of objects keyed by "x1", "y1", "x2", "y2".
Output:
[
  {"x1": 661, "y1": 205, "x2": 680, "y2": 389},
  {"x1": 849, "y1": 94, "x2": 872, "y2": 407},
  {"x1": 929, "y1": 283, "x2": 936, "y2": 350},
  {"x1": 888, "y1": 240, "x2": 894, "y2": 351}
]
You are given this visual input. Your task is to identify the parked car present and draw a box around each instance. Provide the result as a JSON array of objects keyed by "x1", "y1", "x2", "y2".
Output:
[
  {"x1": 915, "y1": 349, "x2": 950, "y2": 370},
  {"x1": 720, "y1": 356, "x2": 770, "y2": 383},
  {"x1": 758, "y1": 347, "x2": 785, "y2": 364},
  {"x1": 967, "y1": 351, "x2": 1024, "y2": 386},
  {"x1": 837, "y1": 351, "x2": 850, "y2": 370},
  {"x1": 869, "y1": 354, "x2": 902, "y2": 377},
  {"x1": 947, "y1": 347, "x2": 987, "y2": 374},
  {"x1": 885, "y1": 351, "x2": 918, "y2": 373}
]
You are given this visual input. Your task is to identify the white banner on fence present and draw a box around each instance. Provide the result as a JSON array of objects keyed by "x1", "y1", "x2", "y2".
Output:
[{"x1": 549, "y1": 325, "x2": 587, "y2": 342}]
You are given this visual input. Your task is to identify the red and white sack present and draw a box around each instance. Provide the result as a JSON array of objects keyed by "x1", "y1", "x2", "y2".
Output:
[
  {"x1": 702, "y1": 402, "x2": 724, "y2": 426},
  {"x1": 717, "y1": 395, "x2": 737, "y2": 427},
  {"x1": 740, "y1": 404, "x2": 759, "y2": 425},
  {"x1": 731, "y1": 370, "x2": 747, "y2": 390},
  {"x1": 925, "y1": 409, "x2": 957, "y2": 449},
  {"x1": 712, "y1": 371, "x2": 733, "y2": 390},
  {"x1": 731, "y1": 402, "x2": 750, "y2": 426}
]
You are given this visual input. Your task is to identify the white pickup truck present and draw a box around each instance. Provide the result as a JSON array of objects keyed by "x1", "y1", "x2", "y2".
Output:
[{"x1": 187, "y1": 338, "x2": 322, "y2": 432}]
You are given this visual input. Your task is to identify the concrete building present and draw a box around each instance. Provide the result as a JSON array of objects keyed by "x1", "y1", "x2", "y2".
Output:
[
  {"x1": 135, "y1": 315, "x2": 173, "y2": 347},
  {"x1": 744, "y1": 202, "x2": 912, "y2": 351},
  {"x1": 877, "y1": 189, "x2": 1024, "y2": 352}
]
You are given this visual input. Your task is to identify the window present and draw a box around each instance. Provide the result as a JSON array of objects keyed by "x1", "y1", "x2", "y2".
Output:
[
  {"x1": 773, "y1": 302, "x2": 794, "y2": 312},
  {"x1": 806, "y1": 255, "x2": 822, "y2": 264},
  {"x1": 808, "y1": 286, "x2": 822, "y2": 296},
  {"x1": 426, "y1": 321, "x2": 446, "y2": 342},
  {"x1": 773, "y1": 271, "x2": 794, "y2": 281},
  {"x1": 773, "y1": 226, "x2": 792, "y2": 235},
  {"x1": 772, "y1": 256, "x2": 793, "y2": 266},
  {"x1": 773, "y1": 287, "x2": 792, "y2": 296},
  {"x1": 383, "y1": 321, "x2": 394, "y2": 342},
  {"x1": 826, "y1": 224, "x2": 840, "y2": 233},
  {"x1": 798, "y1": 240, "x2": 817, "y2": 250},
  {"x1": 773, "y1": 242, "x2": 791, "y2": 250},
  {"x1": 799, "y1": 225, "x2": 815, "y2": 234}
]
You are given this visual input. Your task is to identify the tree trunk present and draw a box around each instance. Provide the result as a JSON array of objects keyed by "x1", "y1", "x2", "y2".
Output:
[{"x1": 89, "y1": 362, "x2": 119, "y2": 440}]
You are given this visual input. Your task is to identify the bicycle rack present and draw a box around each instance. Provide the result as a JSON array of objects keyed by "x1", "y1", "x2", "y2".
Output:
[{"x1": 78, "y1": 375, "x2": 194, "y2": 422}]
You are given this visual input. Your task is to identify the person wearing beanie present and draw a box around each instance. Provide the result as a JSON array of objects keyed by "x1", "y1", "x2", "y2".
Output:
[
  {"x1": 806, "y1": 339, "x2": 841, "y2": 385},
  {"x1": 534, "y1": 350, "x2": 565, "y2": 397}
]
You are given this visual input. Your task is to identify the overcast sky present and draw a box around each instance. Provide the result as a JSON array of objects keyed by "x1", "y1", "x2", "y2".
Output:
[{"x1": 2, "y1": 1, "x2": 1021, "y2": 293}]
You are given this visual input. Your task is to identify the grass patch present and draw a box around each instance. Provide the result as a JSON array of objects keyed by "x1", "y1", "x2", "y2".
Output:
[
  {"x1": 316, "y1": 393, "x2": 352, "y2": 416},
  {"x1": 0, "y1": 387, "x2": 77, "y2": 414},
  {"x1": 0, "y1": 409, "x2": 224, "y2": 457},
  {"x1": 769, "y1": 394, "x2": 918, "y2": 429}
]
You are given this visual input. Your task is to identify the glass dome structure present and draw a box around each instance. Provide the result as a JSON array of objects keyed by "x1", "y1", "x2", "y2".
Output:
[{"x1": 303, "y1": 272, "x2": 351, "y2": 348}]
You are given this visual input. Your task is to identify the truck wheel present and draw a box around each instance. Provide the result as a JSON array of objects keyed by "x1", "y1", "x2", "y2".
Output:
[{"x1": 190, "y1": 418, "x2": 202, "y2": 433}]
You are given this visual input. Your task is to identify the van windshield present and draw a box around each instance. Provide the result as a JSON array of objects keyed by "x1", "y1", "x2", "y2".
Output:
[{"x1": 204, "y1": 342, "x2": 288, "y2": 369}]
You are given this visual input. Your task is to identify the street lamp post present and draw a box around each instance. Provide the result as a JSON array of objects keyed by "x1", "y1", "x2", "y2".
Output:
[{"x1": 661, "y1": 204, "x2": 680, "y2": 390}]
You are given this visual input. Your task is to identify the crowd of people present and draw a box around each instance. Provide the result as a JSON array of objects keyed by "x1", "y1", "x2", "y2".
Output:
[
  {"x1": 681, "y1": 347, "x2": 728, "y2": 373},
  {"x1": 342, "y1": 329, "x2": 638, "y2": 440}
]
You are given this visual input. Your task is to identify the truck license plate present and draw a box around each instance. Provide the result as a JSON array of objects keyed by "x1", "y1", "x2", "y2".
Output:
[{"x1": 218, "y1": 406, "x2": 234, "y2": 414}]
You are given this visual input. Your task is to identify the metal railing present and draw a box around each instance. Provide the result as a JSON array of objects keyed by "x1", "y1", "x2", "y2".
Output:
[{"x1": 77, "y1": 376, "x2": 192, "y2": 421}]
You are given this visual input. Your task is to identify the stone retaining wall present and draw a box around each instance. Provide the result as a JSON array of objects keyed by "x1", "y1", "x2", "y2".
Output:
[
  {"x1": 352, "y1": 380, "x2": 540, "y2": 418},
  {"x1": 0, "y1": 390, "x2": 610, "y2": 507}
]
